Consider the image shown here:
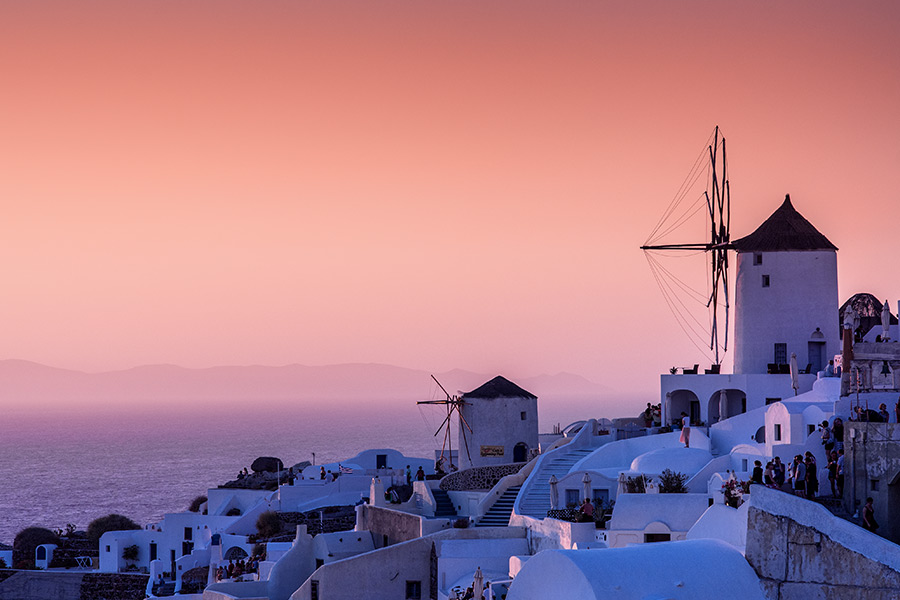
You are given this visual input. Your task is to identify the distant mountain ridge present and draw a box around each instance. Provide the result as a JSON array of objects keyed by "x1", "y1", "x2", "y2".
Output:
[{"x1": 0, "y1": 359, "x2": 608, "y2": 411}]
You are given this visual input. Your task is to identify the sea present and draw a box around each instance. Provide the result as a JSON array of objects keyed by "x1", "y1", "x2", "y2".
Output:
[{"x1": 0, "y1": 403, "x2": 445, "y2": 546}]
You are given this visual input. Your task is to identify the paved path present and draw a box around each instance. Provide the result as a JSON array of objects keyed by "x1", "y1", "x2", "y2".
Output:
[{"x1": 0, "y1": 571, "x2": 84, "y2": 600}]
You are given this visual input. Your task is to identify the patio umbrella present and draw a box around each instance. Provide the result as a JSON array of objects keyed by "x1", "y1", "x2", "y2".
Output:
[
  {"x1": 548, "y1": 475, "x2": 559, "y2": 510},
  {"x1": 582, "y1": 472, "x2": 592, "y2": 504},
  {"x1": 473, "y1": 567, "x2": 484, "y2": 600},
  {"x1": 883, "y1": 300, "x2": 892, "y2": 341},
  {"x1": 790, "y1": 353, "x2": 799, "y2": 395}
]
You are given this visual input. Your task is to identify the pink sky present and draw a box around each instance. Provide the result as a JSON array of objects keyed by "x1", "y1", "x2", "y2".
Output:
[{"x1": 1, "y1": 1, "x2": 898, "y2": 401}]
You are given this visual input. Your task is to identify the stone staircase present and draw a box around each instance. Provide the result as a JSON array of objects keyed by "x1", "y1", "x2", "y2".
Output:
[
  {"x1": 517, "y1": 447, "x2": 598, "y2": 518},
  {"x1": 432, "y1": 488, "x2": 457, "y2": 518},
  {"x1": 476, "y1": 485, "x2": 521, "y2": 527},
  {"x1": 153, "y1": 581, "x2": 176, "y2": 597}
]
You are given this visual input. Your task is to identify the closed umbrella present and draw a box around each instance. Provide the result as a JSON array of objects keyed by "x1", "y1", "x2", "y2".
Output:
[
  {"x1": 883, "y1": 300, "x2": 892, "y2": 341},
  {"x1": 473, "y1": 567, "x2": 484, "y2": 600},
  {"x1": 582, "y1": 472, "x2": 592, "y2": 504},
  {"x1": 548, "y1": 475, "x2": 559, "y2": 510},
  {"x1": 790, "y1": 352, "x2": 799, "y2": 396}
]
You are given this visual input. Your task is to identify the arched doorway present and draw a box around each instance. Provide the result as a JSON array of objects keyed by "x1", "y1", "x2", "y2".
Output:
[
  {"x1": 513, "y1": 443, "x2": 528, "y2": 463},
  {"x1": 224, "y1": 546, "x2": 249, "y2": 561},
  {"x1": 667, "y1": 390, "x2": 700, "y2": 426},
  {"x1": 707, "y1": 389, "x2": 747, "y2": 423}
]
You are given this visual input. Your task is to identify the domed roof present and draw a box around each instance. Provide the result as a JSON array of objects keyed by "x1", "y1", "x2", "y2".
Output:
[
  {"x1": 840, "y1": 293, "x2": 897, "y2": 336},
  {"x1": 629, "y1": 446, "x2": 712, "y2": 476},
  {"x1": 729, "y1": 195, "x2": 837, "y2": 252}
]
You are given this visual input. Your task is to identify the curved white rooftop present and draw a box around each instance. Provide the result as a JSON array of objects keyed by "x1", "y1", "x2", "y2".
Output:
[
  {"x1": 629, "y1": 446, "x2": 713, "y2": 475},
  {"x1": 506, "y1": 539, "x2": 765, "y2": 600}
]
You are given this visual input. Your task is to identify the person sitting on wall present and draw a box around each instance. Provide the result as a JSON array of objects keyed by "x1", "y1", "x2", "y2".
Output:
[
  {"x1": 751, "y1": 460, "x2": 764, "y2": 484},
  {"x1": 579, "y1": 498, "x2": 594, "y2": 522},
  {"x1": 416, "y1": 466, "x2": 426, "y2": 481}
]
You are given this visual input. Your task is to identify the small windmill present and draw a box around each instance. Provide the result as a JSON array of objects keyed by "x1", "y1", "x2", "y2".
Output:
[{"x1": 417, "y1": 375, "x2": 473, "y2": 470}]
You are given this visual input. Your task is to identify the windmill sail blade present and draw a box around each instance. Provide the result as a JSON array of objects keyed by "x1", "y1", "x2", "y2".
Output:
[
  {"x1": 431, "y1": 374, "x2": 452, "y2": 399},
  {"x1": 459, "y1": 418, "x2": 472, "y2": 464},
  {"x1": 433, "y1": 413, "x2": 452, "y2": 437}
]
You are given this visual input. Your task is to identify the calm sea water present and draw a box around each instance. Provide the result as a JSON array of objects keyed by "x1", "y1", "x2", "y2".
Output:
[{"x1": 0, "y1": 403, "x2": 444, "y2": 545}]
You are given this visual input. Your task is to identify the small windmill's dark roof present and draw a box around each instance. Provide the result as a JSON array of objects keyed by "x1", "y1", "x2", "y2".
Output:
[
  {"x1": 463, "y1": 376, "x2": 536, "y2": 399},
  {"x1": 729, "y1": 195, "x2": 837, "y2": 252}
]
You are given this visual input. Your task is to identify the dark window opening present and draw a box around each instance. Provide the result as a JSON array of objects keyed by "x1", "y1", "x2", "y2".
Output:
[
  {"x1": 184, "y1": 527, "x2": 192, "y2": 541},
  {"x1": 149, "y1": 543, "x2": 157, "y2": 561},
  {"x1": 766, "y1": 397, "x2": 782, "y2": 405},
  {"x1": 311, "y1": 580, "x2": 319, "y2": 600},
  {"x1": 644, "y1": 533, "x2": 671, "y2": 543},
  {"x1": 520, "y1": 411, "x2": 526, "y2": 420},
  {"x1": 774, "y1": 424, "x2": 782, "y2": 441},
  {"x1": 762, "y1": 274, "x2": 770, "y2": 287},
  {"x1": 754, "y1": 253, "x2": 763, "y2": 265},
  {"x1": 774, "y1": 343, "x2": 787, "y2": 365},
  {"x1": 406, "y1": 580, "x2": 422, "y2": 600}
]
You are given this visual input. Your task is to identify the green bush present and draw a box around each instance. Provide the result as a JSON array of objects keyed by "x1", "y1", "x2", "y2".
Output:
[
  {"x1": 658, "y1": 469, "x2": 689, "y2": 493},
  {"x1": 13, "y1": 527, "x2": 60, "y2": 564},
  {"x1": 255, "y1": 511, "x2": 283, "y2": 539},
  {"x1": 624, "y1": 475, "x2": 649, "y2": 494},
  {"x1": 188, "y1": 496, "x2": 207, "y2": 513},
  {"x1": 122, "y1": 544, "x2": 139, "y2": 562},
  {"x1": 87, "y1": 514, "x2": 140, "y2": 544}
]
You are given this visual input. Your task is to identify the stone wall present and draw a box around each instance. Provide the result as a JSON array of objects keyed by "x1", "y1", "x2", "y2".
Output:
[
  {"x1": 843, "y1": 421, "x2": 900, "y2": 544},
  {"x1": 0, "y1": 571, "x2": 148, "y2": 600},
  {"x1": 355, "y1": 505, "x2": 426, "y2": 547},
  {"x1": 439, "y1": 463, "x2": 525, "y2": 492},
  {"x1": 79, "y1": 573, "x2": 149, "y2": 600},
  {"x1": 746, "y1": 486, "x2": 900, "y2": 599}
]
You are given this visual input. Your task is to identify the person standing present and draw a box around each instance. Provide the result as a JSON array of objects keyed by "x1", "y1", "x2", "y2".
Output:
[
  {"x1": 827, "y1": 451, "x2": 839, "y2": 497},
  {"x1": 862, "y1": 497, "x2": 878, "y2": 533},
  {"x1": 679, "y1": 412, "x2": 691, "y2": 448},
  {"x1": 791, "y1": 455, "x2": 806, "y2": 498},
  {"x1": 773, "y1": 456, "x2": 786, "y2": 488}
]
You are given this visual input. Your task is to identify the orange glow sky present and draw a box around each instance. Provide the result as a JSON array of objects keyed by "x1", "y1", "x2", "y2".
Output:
[{"x1": 2, "y1": 1, "x2": 899, "y2": 401}]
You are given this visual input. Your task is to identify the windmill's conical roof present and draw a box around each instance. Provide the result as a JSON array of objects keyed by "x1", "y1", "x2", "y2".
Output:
[
  {"x1": 729, "y1": 194, "x2": 837, "y2": 252},
  {"x1": 463, "y1": 376, "x2": 536, "y2": 399}
]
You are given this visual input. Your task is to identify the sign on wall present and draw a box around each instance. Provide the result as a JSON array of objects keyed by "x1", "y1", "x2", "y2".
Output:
[{"x1": 480, "y1": 445, "x2": 505, "y2": 457}]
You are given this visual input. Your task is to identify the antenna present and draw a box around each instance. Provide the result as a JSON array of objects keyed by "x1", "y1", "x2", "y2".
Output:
[{"x1": 417, "y1": 375, "x2": 474, "y2": 468}]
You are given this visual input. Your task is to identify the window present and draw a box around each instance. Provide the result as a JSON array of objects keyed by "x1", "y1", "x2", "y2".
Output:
[
  {"x1": 521, "y1": 411, "x2": 527, "y2": 420},
  {"x1": 766, "y1": 397, "x2": 782, "y2": 405},
  {"x1": 565, "y1": 489, "x2": 580, "y2": 507},
  {"x1": 406, "y1": 581, "x2": 422, "y2": 600},
  {"x1": 872, "y1": 479, "x2": 880, "y2": 492},
  {"x1": 741, "y1": 459, "x2": 748, "y2": 471},
  {"x1": 315, "y1": 558, "x2": 324, "y2": 569},
  {"x1": 105, "y1": 546, "x2": 111, "y2": 553},
  {"x1": 644, "y1": 533, "x2": 671, "y2": 543},
  {"x1": 149, "y1": 543, "x2": 157, "y2": 561},
  {"x1": 184, "y1": 527, "x2": 192, "y2": 541},
  {"x1": 774, "y1": 424, "x2": 782, "y2": 441},
  {"x1": 592, "y1": 489, "x2": 609, "y2": 508},
  {"x1": 182, "y1": 541, "x2": 193, "y2": 556},
  {"x1": 311, "y1": 580, "x2": 319, "y2": 600},
  {"x1": 762, "y1": 274, "x2": 770, "y2": 287},
  {"x1": 774, "y1": 343, "x2": 787, "y2": 365},
  {"x1": 808, "y1": 425, "x2": 816, "y2": 436},
  {"x1": 754, "y1": 253, "x2": 763, "y2": 265}
]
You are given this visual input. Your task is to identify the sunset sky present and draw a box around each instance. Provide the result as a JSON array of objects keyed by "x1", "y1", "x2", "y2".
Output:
[{"x1": 2, "y1": 1, "x2": 899, "y2": 403}]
